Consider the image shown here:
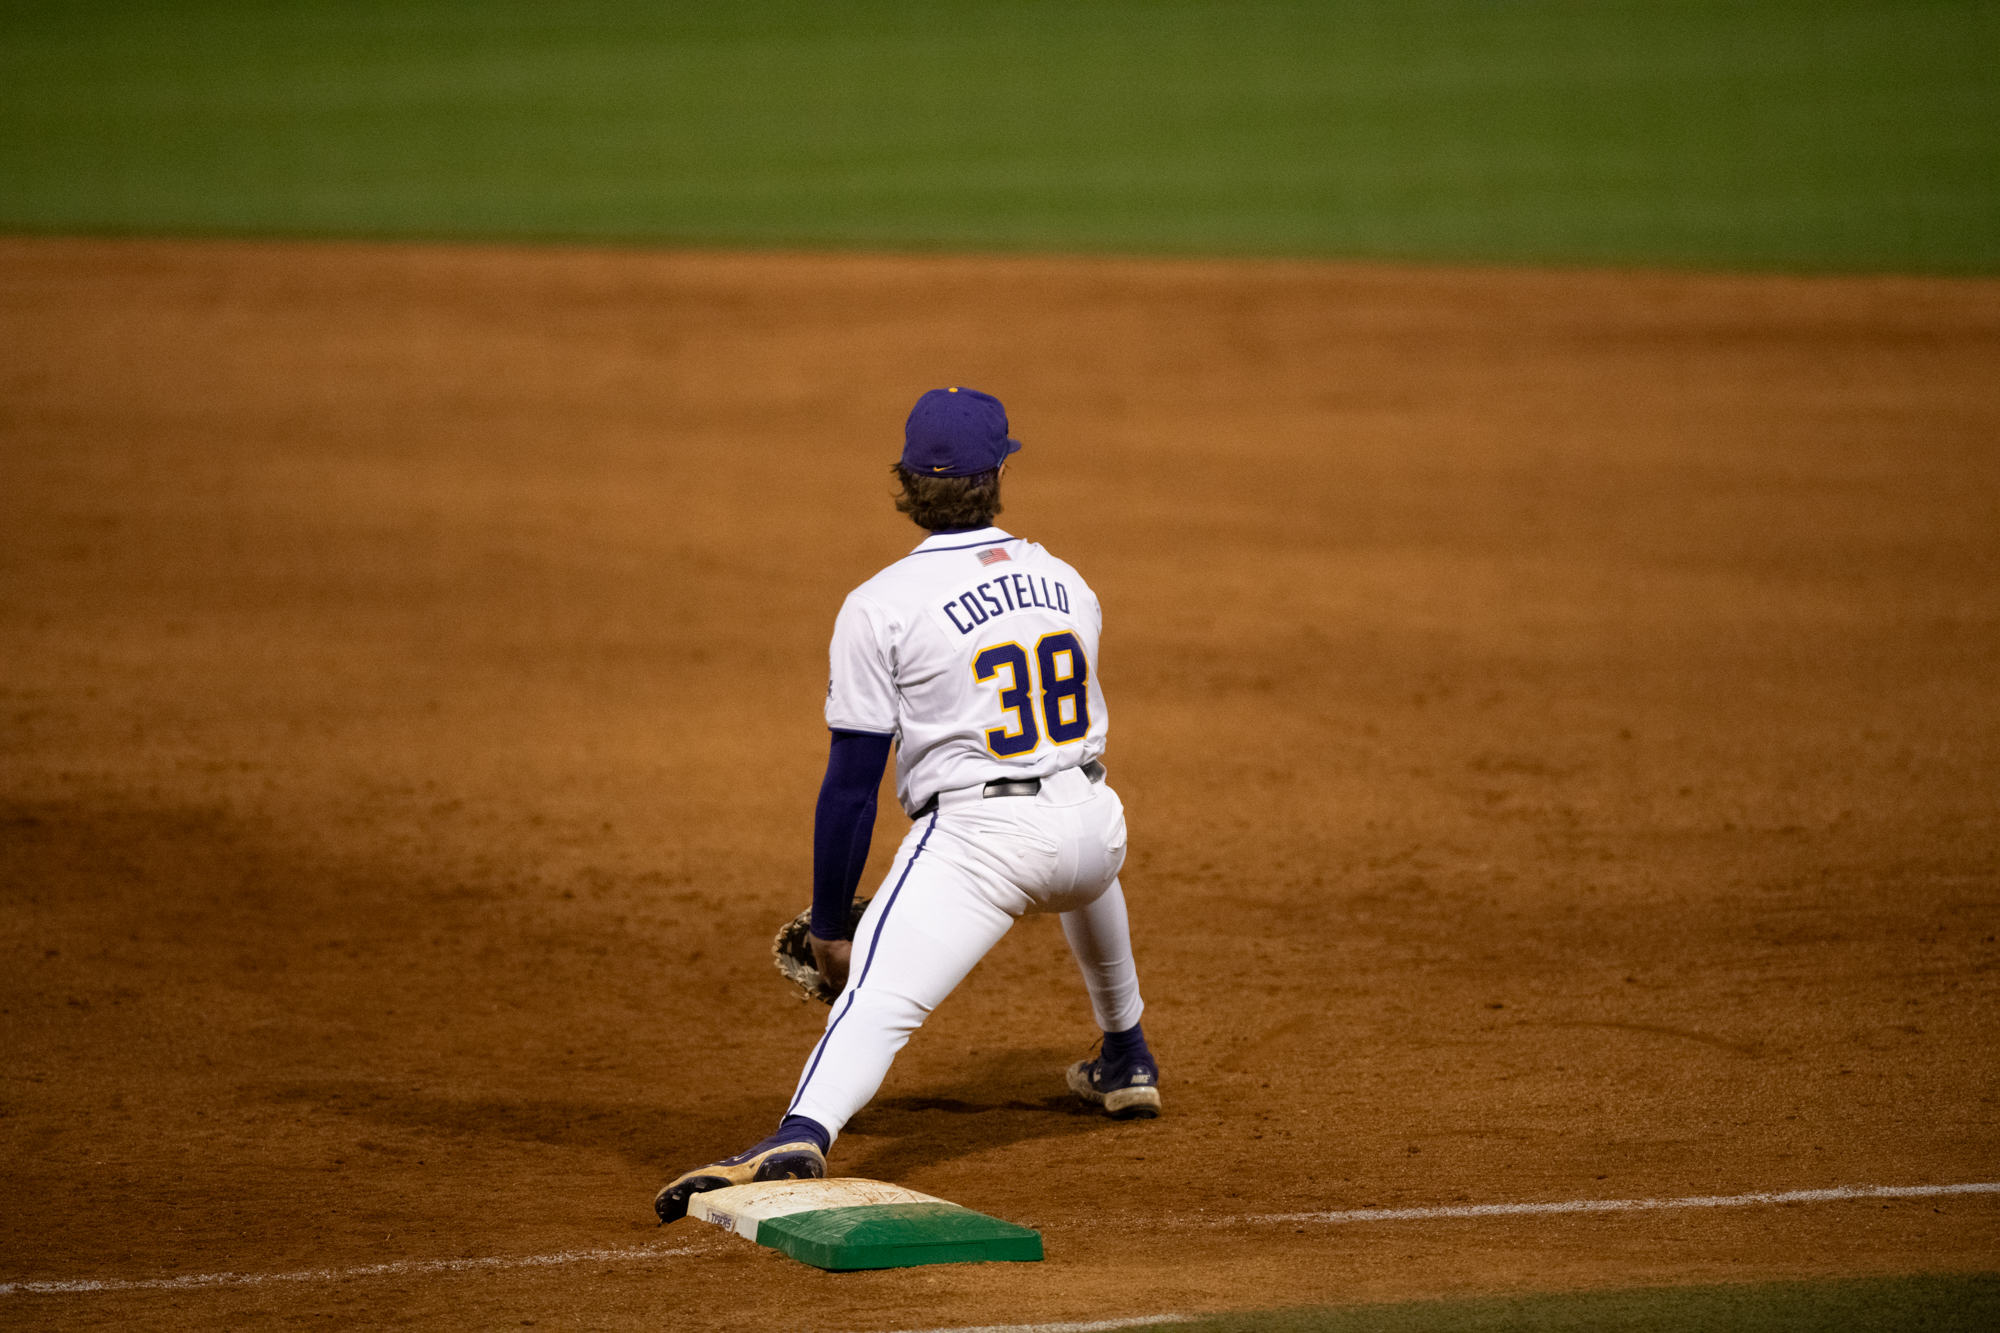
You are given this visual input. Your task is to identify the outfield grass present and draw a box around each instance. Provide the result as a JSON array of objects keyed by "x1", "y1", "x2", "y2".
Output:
[
  {"x1": 1145, "y1": 1273, "x2": 2000, "y2": 1332},
  {"x1": 2, "y1": 0, "x2": 1995, "y2": 271}
]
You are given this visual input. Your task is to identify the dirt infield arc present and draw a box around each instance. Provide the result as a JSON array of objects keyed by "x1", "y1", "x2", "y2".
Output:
[{"x1": 2, "y1": 238, "x2": 1996, "y2": 1329}]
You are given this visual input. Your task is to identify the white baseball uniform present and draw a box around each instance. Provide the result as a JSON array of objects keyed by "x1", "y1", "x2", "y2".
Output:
[{"x1": 786, "y1": 525, "x2": 1144, "y2": 1141}]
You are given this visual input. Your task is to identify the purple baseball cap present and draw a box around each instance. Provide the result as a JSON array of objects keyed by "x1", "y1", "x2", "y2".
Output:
[{"x1": 901, "y1": 387, "x2": 1022, "y2": 477}]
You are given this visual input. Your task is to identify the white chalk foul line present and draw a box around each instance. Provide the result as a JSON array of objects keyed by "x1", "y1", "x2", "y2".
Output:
[
  {"x1": 888, "y1": 1312, "x2": 1184, "y2": 1320},
  {"x1": 10, "y1": 1182, "x2": 1995, "y2": 1303},
  {"x1": 0, "y1": 1243, "x2": 700, "y2": 1297},
  {"x1": 1250, "y1": 1181, "x2": 2000, "y2": 1226},
  {"x1": 877, "y1": 1187, "x2": 2000, "y2": 1333}
]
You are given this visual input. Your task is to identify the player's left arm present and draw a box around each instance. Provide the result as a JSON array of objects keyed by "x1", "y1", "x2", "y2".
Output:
[
  {"x1": 808, "y1": 729, "x2": 891, "y2": 991},
  {"x1": 815, "y1": 592, "x2": 899, "y2": 992}
]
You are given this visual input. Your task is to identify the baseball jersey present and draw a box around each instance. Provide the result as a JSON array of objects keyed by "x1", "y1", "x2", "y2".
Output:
[{"x1": 825, "y1": 525, "x2": 1110, "y2": 816}]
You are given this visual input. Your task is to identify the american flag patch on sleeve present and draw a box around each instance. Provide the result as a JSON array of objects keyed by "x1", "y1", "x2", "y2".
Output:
[{"x1": 977, "y1": 548, "x2": 1012, "y2": 566}]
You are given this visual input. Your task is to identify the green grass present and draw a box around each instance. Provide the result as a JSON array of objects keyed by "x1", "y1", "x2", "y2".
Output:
[
  {"x1": 2, "y1": 1, "x2": 1996, "y2": 270},
  {"x1": 1140, "y1": 1273, "x2": 2000, "y2": 1332}
]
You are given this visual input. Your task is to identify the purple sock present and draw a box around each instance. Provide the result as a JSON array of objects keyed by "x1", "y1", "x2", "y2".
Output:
[
  {"x1": 776, "y1": 1114, "x2": 831, "y2": 1153},
  {"x1": 1101, "y1": 1021, "x2": 1152, "y2": 1067}
]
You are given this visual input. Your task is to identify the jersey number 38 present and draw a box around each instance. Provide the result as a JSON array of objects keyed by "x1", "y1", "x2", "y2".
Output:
[{"x1": 971, "y1": 631, "x2": 1090, "y2": 758}]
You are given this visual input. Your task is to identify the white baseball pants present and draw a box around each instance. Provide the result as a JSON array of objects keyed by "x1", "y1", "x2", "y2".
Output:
[{"x1": 785, "y1": 763, "x2": 1142, "y2": 1142}]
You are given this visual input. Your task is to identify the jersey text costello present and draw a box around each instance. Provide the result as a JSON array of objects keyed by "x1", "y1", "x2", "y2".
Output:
[
  {"x1": 828, "y1": 529, "x2": 1109, "y2": 817},
  {"x1": 940, "y1": 570, "x2": 1073, "y2": 635}
]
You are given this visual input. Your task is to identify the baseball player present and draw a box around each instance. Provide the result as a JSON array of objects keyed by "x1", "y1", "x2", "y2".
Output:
[{"x1": 654, "y1": 387, "x2": 1159, "y2": 1222}]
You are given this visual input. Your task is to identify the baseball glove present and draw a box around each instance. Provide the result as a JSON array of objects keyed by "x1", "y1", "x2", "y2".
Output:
[{"x1": 773, "y1": 896, "x2": 871, "y2": 1004}]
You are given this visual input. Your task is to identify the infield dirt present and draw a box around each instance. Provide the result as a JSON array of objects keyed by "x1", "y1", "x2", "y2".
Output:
[{"x1": 2, "y1": 239, "x2": 1996, "y2": 1329}]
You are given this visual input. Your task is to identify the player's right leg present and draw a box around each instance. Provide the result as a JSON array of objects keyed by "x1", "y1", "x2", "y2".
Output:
[
  {"x1": 1059, "y1": 878, "x2": 1162, "y2": 1119},
  {"x1": 1044, "y1": 774, "x2": 1159, "y2": 1119},
  {"x1": 1058, "y1": 878, "x2": 1142, "y2": 1034}
]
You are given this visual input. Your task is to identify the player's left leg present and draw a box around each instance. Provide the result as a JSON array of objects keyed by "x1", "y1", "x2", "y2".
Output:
[
  {"x1": 781, "y1": 809, "x2": 1022, "y2": 1142},
  {"x1": 781, "y1": 767, "x2": 1139, "y2": 1141},
  {"x1": 654, "y1": 813, "x2": 1021, "y2": 1223},
  {"x1": 655, "y1": 771, "x2": 1146, "y2": 1221}
]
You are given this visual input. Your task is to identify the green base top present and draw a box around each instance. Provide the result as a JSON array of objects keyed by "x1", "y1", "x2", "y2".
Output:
[{"x1": 757, "y1": 1202, "x2": 1043, "y2": 1271}]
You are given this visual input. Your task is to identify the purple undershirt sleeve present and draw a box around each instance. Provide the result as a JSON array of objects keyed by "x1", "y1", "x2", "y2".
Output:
[{"x1": 811, "y1": 729, "x2": 892, "y2": 940}]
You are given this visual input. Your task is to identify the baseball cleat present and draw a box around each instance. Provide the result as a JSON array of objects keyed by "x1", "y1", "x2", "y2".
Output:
[
  {"x1": 1066, "y1": 1056, "x2": 1162, "y2": 1120},
  {"x1": 653, "y1": 1135, "x2": 827, "y2": 1224}
]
